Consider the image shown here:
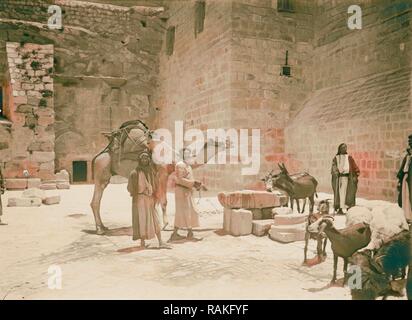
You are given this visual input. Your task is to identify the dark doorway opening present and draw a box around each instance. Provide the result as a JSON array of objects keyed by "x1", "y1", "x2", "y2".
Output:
[{"x1": 72, "y1": 161, "x2": 88, "y2": 182}]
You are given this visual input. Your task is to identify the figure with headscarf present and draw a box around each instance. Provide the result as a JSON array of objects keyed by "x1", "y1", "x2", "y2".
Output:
[
  {"x1": 331, "y1": 143, "x2": 360, "y2": 215},
  {"x1": 169, "y1": 147, "x2": 203, "y2": 242},
  {"x1": 127, "y1": 152, "x2": 170, "y2": 249},
  {"x1": 397, "y1": 134, "x2": 412, "y2": 223}
]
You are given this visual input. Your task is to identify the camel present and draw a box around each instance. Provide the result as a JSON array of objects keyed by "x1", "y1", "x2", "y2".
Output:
[{"x1": 90, "y1": 120, "x2": 228, "y2": 235}]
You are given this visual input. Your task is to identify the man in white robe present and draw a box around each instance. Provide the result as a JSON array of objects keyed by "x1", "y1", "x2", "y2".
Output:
[{"x1": 169, "y1": 148, "x2": 203, "y2": 242}]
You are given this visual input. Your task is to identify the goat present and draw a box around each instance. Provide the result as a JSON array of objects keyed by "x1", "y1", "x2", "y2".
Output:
[
  {"x1": 349, "y1": 229, "x2": 410, "y2": 300},
  {"x1": 308, "y1": 216, "x2": 371, "y2": 284},
  {"x1": 303, "y1": 199, "x2": 331, "y2": 265}
]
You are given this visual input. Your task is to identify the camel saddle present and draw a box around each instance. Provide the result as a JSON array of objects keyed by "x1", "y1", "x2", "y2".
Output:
[{"x1": 101, "y1": 120, "x2": 152, "y2": 162}]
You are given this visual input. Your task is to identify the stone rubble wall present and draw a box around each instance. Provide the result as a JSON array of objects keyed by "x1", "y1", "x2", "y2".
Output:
[
  {"x1": 3, "y1": 42, "x2": 55, "y2": 180},
  {"x1": 0, "y1": 0, "x2": 165, "y2": 182}
]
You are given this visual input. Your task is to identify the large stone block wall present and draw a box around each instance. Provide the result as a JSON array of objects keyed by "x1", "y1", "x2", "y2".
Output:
[
  {"x1": 0, "y1": 0, "x2": 165, "y2": 181},
  {"x1": 153, "y1": 0, "x2": 233, "y2": 190},
  {"x1": 154, "y1": 0, "x2": 315, "y2": 191},
  {"x1": 285, "y1": 0, "x2": 412, "y2": 201},
  {"x1": 230, "y1": 0, "x2": 314, "y2": 189}
]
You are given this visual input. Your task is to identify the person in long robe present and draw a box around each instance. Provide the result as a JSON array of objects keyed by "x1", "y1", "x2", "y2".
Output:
[
  {"x1": 127, "y1": 152, "x2": 170, "y2": 249},
  {"x1": 0, "y1": 164, "x2": 5, "y2": 225},
  {"x1": 169, "y1": 148, "x2": 202, "y2": 242},
  {"x1": 397, "y1": 134, "x2": 412, "y2": 223},
  {"x1": 331, "y1": 143, "x2": 360, "y2": 215}
]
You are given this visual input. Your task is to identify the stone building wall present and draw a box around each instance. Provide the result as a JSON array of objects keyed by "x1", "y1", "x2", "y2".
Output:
[
  {"x1": 154, "y1": 0, "x2": 315, "y2": 190},
  {"x1": 153, "y1": 0, "x2": 233, "y2": 190},
  {"x1": 0, "y1": 0, "x2": 165, "y2": 182},
  {"x1": 285, "y1": 0, "x2": 412, "y2": 201},
  {"x1": 1, "y1": 0, "x2": 410, "y2": 201},
  {"x1": 230, "y1": 0, "x2": 314, "y2": 189}
]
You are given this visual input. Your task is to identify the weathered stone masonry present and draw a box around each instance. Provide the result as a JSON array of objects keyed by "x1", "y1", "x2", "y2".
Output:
[
  {"x1": 0, "y1": 0, "x2": 411, "y2": 202},
  {"x1": 3, "y1": 42, "x2": 55, "y2": 180},
  {"x1": 0, "y1": 0, "x2": 165, "y2": 182}
]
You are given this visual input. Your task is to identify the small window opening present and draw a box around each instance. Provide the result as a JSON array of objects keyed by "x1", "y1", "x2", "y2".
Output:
[
  {"x1": 166, "y1": 26, "x2": 176, "y2": 56},
  {"x1": 194, "y1": 0, "x2": 206, "y2": 38},
  {"x1": 277, "y1": 0, "x2": 294, "y2": 12},
  {"x1": 72, "y1": 161, "x2": 88, "y2": 182}
]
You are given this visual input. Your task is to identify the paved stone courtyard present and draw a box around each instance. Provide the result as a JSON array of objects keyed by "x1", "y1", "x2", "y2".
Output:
[{"x1": 0, "y1": 184, "x2": 405, "y2": 300}]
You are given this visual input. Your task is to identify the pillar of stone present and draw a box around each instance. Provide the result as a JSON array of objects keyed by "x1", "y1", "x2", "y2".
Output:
[{"x1": 4, "y1": 42, "x2": 55, "y2": 181}]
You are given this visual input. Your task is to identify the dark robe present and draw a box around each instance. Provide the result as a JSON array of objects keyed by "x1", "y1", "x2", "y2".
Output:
[
  {"x1": 397, "y1": 152, "x2": 412, "y2": 213},
  {"x1": 331, "y1": 155, "x2": 360, "y2": 210},
  {"x1": 127, "y1": 166, "x2": 160, "y2": 241}
]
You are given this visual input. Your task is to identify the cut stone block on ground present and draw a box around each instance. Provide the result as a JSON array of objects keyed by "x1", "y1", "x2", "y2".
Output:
[
  {"x1": 218, "y1": 190, "x2": 287, "y2": 209},
  {"x1": 252, "y1": 219, "x2": 273, "y2": 236},
  {"x1": 8, "y1": 197, "x2": 42, "y2": 207},
  {"x1": 56, "y1": 181, "x2": 70, "y2": 189},
  {"x1": 274, "y1": 213, "x2": 308, "y2": 225},
  {"x1": 55, "y1": 170, "x2": 70, "y2": 182},
  {"x1": 272, "y1": 207, "x2": 293, "y2": 215},
  {"x1": 27, "y1": 178, "x2": 42, "y2": 189},
  {"x1": 43, "y1": 195, "x2": 61, "y2": 205},
  {"x1": 5, "y1": 179, "x2": 27, "y2": 190},
  {"x1": 223, "y1": 207, "x2": 232, "y2": 233},
  {"x1": 40, "y1": 183, "x2": 57, "y2": 190},
  {"x1": 269, "y1": 229, "x2": 306, "y2": 243},
  {"x1": 230, "y1": 209, "x2": 252, "y2": 236},
  {"x1": 271, "y1": 222, "x2": 306, "y2": 234},
  {"x1": 22, "y1": 188, "x2": 46, "y2": 201}
]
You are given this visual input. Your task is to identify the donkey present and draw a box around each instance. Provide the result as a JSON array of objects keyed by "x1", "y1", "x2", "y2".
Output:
[
  {"x1": 262, "y1": 170, "x2": 301, "y2": 212},
  {"x1": 268, "y1": 163, "x2": 318, "y2": 214}
]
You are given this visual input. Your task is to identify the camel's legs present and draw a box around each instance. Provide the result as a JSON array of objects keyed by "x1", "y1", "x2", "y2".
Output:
[
  {"x1": 91, "y1": 179, "x2": 110, "y2": 234},
  {"x1": 90, "y1": 153, "x2": 112, "y2": 235}
]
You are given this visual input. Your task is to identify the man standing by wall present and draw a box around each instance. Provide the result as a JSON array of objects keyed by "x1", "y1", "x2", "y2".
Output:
[
  {"x1": 397, "y1": 134, "x2": 412, "y2": 223},
  {"x1": 169, "y1": 148, "x2": 203, "y2": 242},
  {"x1": 331, "y1": 143, "x2": 360, "y2": 215}
]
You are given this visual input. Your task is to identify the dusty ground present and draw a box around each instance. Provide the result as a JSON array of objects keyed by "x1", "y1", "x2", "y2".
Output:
[{"x1": 0, "y1": 185, "x2": 403, "y2": 300}]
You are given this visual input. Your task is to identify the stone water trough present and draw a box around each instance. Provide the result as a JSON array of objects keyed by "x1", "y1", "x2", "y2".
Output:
[{"x1": 218, "y1": 190, "x2": 308, "y2": 243}]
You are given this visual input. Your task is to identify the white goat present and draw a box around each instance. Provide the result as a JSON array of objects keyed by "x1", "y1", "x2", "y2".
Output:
[{"x1": 346, "y1": 205, "x2": 409, "y2": 251}]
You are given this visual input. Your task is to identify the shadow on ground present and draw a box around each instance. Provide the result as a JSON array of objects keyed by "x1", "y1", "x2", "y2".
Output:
[{"x1": 82, "y1": 227, "x2": 132, "y2": 236}]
